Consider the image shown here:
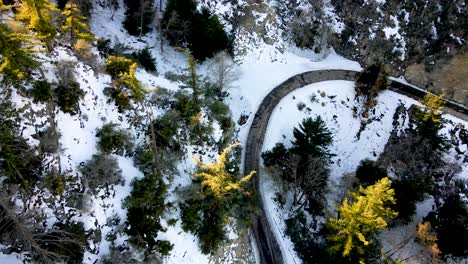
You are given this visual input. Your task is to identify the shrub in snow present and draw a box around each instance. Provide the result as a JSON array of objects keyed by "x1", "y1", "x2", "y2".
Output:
[
  {"x1": 30, "y1": 80, "x2": 53, "y2": 103},
  {"x1": 297, "y1": 102, "x2": 306, "y2": 111},
  {"x1": 96, "y1": 123, "x2": 134, "y2": 156},
  {"x1": 73, "y1": 39, "x2": 96, "y2": 67},
  {"x1": 80, "y1": 154, "x2": 122, "y2": 190},
  {"x1": 36, "y1": 125, "x2": 60, "y2": 154},
  {"x1": 104, "y1": 56, "x2": 134, "y2": 79},
  {"x1": 150, "y1": 111, "x2": 182, "y2": 151},
  {"x1": 96, "y1": 38, "x2": 114, "y2": 58},
  {"x1": 131, "y1": 47, "x2": 156, "y2": 72},
  {"x1": 55, "y1": 81, "x2": 83, "y2": 114},
  {"x1": 103, "y1": 86, "x2": 131, "y2": 112},
  {"x1": 355, "y1": 159, "x2": 387, "y2": 187}
]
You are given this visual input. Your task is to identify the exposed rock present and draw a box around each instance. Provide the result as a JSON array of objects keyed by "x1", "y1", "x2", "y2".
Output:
[
  {"x1": 404, "y1": 64, "x2": 430, "y2": 89},
  {"x1": 405, "y1": 53, "x2": 468, "y2": 105}
]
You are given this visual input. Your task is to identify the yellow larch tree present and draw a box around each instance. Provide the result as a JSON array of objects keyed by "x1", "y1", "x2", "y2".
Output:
[
  {"x1": 418, "y1": 93, "x2": 444, "y2": 124},
  {"x1": 15, "y1": 0, "x2": 59, "y2": 42},
  {"x1": 61, "y1": 2, "x2": 94, "y2": 43},
  {"x1": 327, "y1": 177, "x2": 398, "y2": 262},
  {"x1": 194, "y1": 143, "x2": 255, "y2": 200}
]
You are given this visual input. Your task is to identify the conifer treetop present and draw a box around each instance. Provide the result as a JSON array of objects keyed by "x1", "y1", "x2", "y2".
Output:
[
  {"x1": 194, "y1": 143, "x2": 255, "y2": 200},
  {"x1": 328, "y1": 177, "x2": 398, "y2": 261},
  {"x1": 61, "y1": 2, "x2": 94, "y2": 42},
  {"x1": 419, "y1": 93, "x2": 444, "y2": 124},
  {"x1": 15, "y1": 0, "x2": 59, "y2": 41}
]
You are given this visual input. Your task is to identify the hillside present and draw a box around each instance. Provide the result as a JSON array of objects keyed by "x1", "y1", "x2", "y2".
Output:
[{"x1": 0, "y1": 1, "x2": 467, "y2": 264}]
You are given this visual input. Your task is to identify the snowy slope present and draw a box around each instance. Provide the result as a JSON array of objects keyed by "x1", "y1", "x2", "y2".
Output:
[{"x1": 1, "y1": 0, "x2": 466, "y2": 263}]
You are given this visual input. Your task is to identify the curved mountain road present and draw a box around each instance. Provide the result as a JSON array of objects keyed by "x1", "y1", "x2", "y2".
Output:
[{"x1": 244, "y1": 70, "x2": 468, "y2": 264}]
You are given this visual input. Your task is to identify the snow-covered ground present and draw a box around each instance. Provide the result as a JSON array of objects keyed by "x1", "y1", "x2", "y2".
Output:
[
  {"x1": 257, "y1": 81, "x2": 467, "y2": 263},
  {"x1": 1, "y1": 0, "x2": 467, "y2": 263}
]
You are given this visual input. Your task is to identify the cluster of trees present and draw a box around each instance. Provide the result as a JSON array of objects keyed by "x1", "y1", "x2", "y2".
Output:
[
  {"x1": 29, "y1": 62, "x2": 84, "y2": 115},
  {"x1": 0, "y1": 0, "x2": 94, "y2": 84},
  {"x1": 161, "y1": 0, "x2": 230, "y2": 60},
  {"x1": 122, "y1": 0, "x2": 154, "y2": 36},
  {"x1": 353, "y1": 93, "x2": 467, "y2": 261},
  {"x1": 262, "y1": 116, "x2": 333, "y2": 215},
  {"x1": 263, "y1": 92, "x2": 467, "y2": 263}
]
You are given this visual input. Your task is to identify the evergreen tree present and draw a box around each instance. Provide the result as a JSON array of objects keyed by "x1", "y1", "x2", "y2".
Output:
[
  {"x1": 122, "y1": 0, "x2": 154, "y2": 36},
  {"x1": 191, "y1": 8, "x2": 229, "y2": 60},
  {"x1": 125, "y1": 173, "x2": 173, "y2": 255},
  {"x1": 162, "y1": 0, "x2": 229, "y2": 61},
  {"x1": 328, "y1": 177, "x2": 397, "y2": 262},
  {"x1": 61, "y1": 2, "x2": 94, "y2": 43},
  {"x1": 414, "y1": 93, "x2": 447, "y2": 150},
  {"x1": 292, "y1": 116, "x2": 333, "y2": 160},
  {"x1": 15, "y1": 0, "x2": 59, "y2": 42},
  {"x1": 425, "y1": 194, "x2": 468, "y2": 258},
  {"x1": 181, "y1": 143, "x2": 255, "y2": 253}
]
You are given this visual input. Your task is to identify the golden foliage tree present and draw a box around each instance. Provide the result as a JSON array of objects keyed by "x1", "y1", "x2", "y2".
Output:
[
  {"x1": 114, "y1": 62, "x2": 144, "y2": 99},
  {"x1": 418, "y1": 93, "x2": 444, "y2": 124},
  {"x1": 15, "y1": 0, "x2": 59, "y2": 42},
  {"x1": 328, "y1": 177, "x2": 398, "y2": 261},
  {"x1": 61, "y1": 2, "x2": 94, "y2": 43},
  {"x1": 417, "y1": 221, "x2": 441, "y2": 259},
  {"x1": 194, "y1": 143, "x2": 255, "y2": 200},
  {"x1": 0, "y1": 23, "x2": 39, "y2": 82}
]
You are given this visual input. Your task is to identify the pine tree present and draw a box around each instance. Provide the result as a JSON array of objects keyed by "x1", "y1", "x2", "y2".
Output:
[
  {"x1": 328, "y1": 177, "x2": 398, "y2": 262},
  {"x1": 15, "y1": 0, "x2": 59, "y2": 42},
  {"x1": 194, "y1": 143, "x2": 255, "y2": 200},
  {"x1": 61, "y1": 2, "x2": 94, "y2": 43},
  {"x1": 292, "y1": 116, "x2": 333, "y2": 160},
  {"x1": 125, "y1": 173, "x2": 173, "y2": 255}
]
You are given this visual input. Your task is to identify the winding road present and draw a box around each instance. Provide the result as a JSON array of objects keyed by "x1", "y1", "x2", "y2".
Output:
[{"x1": 244, "y1": 69, "x2": 468, "y2": 264}]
